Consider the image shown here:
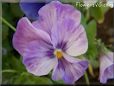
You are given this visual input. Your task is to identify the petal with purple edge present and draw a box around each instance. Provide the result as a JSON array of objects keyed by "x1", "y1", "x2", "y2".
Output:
[
  {"x1": 51, "y1": 23, "x2": 88, "y2": 56},
  {"x1": 52, "y1": 60, "x2": 64, "y2": 81},
  {"x1": 22, "y1": 39, "x2": 56, "y2": 76},
  {"x1": 33, "y1": 1, "x2": 56, "y2": 34},
  {"x1": 99, "y1": 51, "x2": 114, "y2": 84},
  {"x1": 32, "y1": 1, "x2": 87, "y2": 56},
  {"x1": 13, "y1": 17, "x2": 51, "y2": 56},
  {"x1": 65, "y1": 25, "x2": 88, "y2": 56},
  {"x1": 20, "y1": 0, "x2": 45, "y2": 20},
  {"x1": 52, "y1": 54, "x2": 88, "y2": 84},
  {"x1": 23, "y1": 40, "x2": 53, "y2": 59},
  {"x1": 24, "y1": 55, "x2": 57, "y2": 76},
  {"x1": 105, "y1": 65, "x2": 114, "y2": 79},
  {"x1": 32, "y1": 1, "x2": 81, "y2": 34}
]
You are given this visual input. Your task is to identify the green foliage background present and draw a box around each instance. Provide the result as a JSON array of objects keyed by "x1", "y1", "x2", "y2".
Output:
[{"x1": 1, "y1": 1, "x2": 113, "y2": 85}]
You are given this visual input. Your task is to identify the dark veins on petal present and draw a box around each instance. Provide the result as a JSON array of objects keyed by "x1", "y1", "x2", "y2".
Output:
[
  {"x1": 46, "y1": 41, "x2": 67, "y2": 58},
  {"x1": 56, "y1": 41, "x2": 67, "y2": 51},
  {"x1": 46, "y1": 48, "x2": 55, "y2": 58}
]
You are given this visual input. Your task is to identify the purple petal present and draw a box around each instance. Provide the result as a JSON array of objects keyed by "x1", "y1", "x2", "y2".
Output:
[
  {"x1": 20, "y1": 0, "x2": 45, "y2": 20},
  {"x1": 24, "y1": 55, "x2": 57, "y2": 76},
  {"x1": 51, "y1": 24, "x2": 88, "y2": 56},
  {"x1": 32, "y1": 1, "x2": 81, "y2": 34},
  {"x1": 23, "y1": 40, "x2": 57, "y2": 76},
  {"x1": 65, "y1": 25, "x2": 88, "y2": 56},
  {"x1": 99, "y1": 51, "x2": 114, "y2": 84},
  {"x1": 45, "y1": 0, "x2": 58, "y2": 3},
  {"x1": 23, "y1": 40, "x2": 54, "y2": 59},
  {"x1": 52, "y1": 54, "x2": 88, "y2": 84},
  {"x1": 32, "y1": 1, "x2": 87, "y2": 56},
  {"x1": 13, "y1": 17, "x2": 51, "y2": 56}
]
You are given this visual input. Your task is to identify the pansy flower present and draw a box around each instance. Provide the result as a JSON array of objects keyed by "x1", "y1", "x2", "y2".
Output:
[
  {"x1": 99, "y1": 51, "x2": 114, "y2": 84},
  {"x1": 13, "y1": 1, "x2": 88, "y2": 84}
]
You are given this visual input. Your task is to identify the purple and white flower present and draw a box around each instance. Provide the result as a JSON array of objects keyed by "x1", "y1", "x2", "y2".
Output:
[
  {"x1": 99, "y1": 51, "x2": 114, "y2": 84},
  {"x1": 13, "y1": 1, "x2": 88, "y2": 84}
]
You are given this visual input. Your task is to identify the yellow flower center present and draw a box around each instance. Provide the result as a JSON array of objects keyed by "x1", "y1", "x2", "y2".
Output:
[{"x1": 54, "y1": 49, "x2": 63, "y2": 59}]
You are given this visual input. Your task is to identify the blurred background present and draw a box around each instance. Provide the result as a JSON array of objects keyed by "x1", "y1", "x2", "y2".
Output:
[{"x1": 1, "y1": 1, "x2": 114, "y2": 85}]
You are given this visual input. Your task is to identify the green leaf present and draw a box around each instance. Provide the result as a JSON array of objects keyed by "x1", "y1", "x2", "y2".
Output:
[
  {"x1": 85, "y1": 20, "x2": 96, "y2": 42},
  {"x1": 11, "y1": 57, "x2": 26, "y2": 71},
  {"x1": 85, "y1": 20, "x2": 98, "y2": 60},
  {"x1": 53, "y1": 80, "x2": 64, "y2": 84},
  {"x1": 14, "y1": 72, "x2": 53, "y2": 85},
  {"x1": 2, "y1": 56, "x2": 26, "y2": 72},
  {"x1": 2, "y1": 70, "x2": 19, "y2": 84},
  {"x1": 100, "y1": 6, "x2": 110, "y2": 15},
  {"x1": 2, "y1": 71, "x2": 53, "y2": 84},
  {"x1": 81, "y1": 14, "x2": 87, "y2": 28},
  {"x1": 85, "y1": 20, "x2": 99, "y2": 68},
  {"x1": 89, "y1": 6, "x2": 104, "y2": 23}
]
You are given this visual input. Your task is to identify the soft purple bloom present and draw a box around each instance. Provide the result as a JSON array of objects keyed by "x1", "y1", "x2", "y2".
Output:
[
  {"x1": 20, "y1": 0, "x2": 45, "y2": 20},
  {"x1": 13, "y1": 1, "x2": 88, "y2": 84},
  {"x1": 99, "y1": 51, "x2": 114, "y2": 84}
]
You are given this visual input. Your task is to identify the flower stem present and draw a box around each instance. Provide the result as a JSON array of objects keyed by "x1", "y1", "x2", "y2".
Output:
[
  {"x1": 2, "y1": 69, "x2": 17, "y2": 73},
  {"x1": 84, "y1": 72, "x2": 90, "y2": 85},
  {"x1": 88, "y1": 64, "x2": 95, "y2": 77},
  {"x1": 0, "y1": 17, "x2": 16, "y2": 31}
]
